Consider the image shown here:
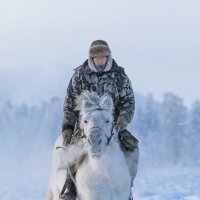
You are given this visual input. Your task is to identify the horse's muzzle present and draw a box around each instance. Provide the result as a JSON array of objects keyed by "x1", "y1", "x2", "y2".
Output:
[{"x1": 87, "y1": 129, "x2": 104, "y2": 155}]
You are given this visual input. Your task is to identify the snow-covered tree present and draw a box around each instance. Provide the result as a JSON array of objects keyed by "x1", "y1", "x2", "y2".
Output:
[
  {"x1": 142, "y1": 94, "x2": 160, "y2": 163},
  {"x1": 42, "y1": 97, "x2": 63, "y2": 146},
  {"x1": 143, "y1": 94, "x2": 160, "y2": 135},
  {"x1": 0, "y1": 100, "x2": 14, "y2": 138},
  {"x1": 0, "y1": 97, "x2": 63, "y2": 153},
  {"x1": 133, "y1": 94, "x2": 161, "y2": 165},
  {"x1": 134, "y1": 105, "x2": 146, "y2": 138},
  {"x1": 188, "y1": 99, "x2": 200, "y2": 165},
  {"x1": 161, "y1": 92, "x2": 188, "y2": 164}
]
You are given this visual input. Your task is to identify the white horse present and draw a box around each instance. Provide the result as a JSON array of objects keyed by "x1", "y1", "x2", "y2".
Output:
[{"x1": 47, "y1": 91, "x2": 136, "y2": 200}]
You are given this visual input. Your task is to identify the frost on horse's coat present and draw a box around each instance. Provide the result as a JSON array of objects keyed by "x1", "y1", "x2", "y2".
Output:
[
  {"x1": 46, "y1": 91, "x2": 131, "y2": 200},
  {"x1": 76, "y1": 141, "x2": 131, "y2": 200}
]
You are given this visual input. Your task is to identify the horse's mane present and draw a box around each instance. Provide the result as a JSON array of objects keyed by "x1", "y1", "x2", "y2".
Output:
[{"x1": 75, "y1": 91, "x2": 113, "y2": 115}]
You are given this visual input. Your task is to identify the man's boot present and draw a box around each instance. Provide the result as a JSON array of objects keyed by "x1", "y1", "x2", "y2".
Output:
[
  {"x1": 59, "y1": 165, "x2": 77, "y2": 200},
  {"x1": 119, "y1": 129, "x2": 139, "y2": 200}
]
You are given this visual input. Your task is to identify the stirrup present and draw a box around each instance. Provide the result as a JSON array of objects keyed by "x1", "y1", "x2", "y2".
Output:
[
  {"x1": 129, "y1": 196, "x2": 134, "y2": 200},
  {"x1": 59, "y1": 164, "x2": 77, "y2": 200},
  {"x1": 59, "y1": 184, "x2": 76, "y2": 200},
  {"x1": 59, "y1": 192, "x2": 76, "y2": 200},
  {"x1": 59, "y1": 180, "x2": 76, "y2": 200}
]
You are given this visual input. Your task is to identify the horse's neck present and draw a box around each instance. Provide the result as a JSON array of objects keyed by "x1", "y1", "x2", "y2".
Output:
[
  {"x1": 76, "y1": 142, "x2": 131, "y2": 200},
  {"x1": 89, "y1": 142, "x2": 124, "y2": 172}
]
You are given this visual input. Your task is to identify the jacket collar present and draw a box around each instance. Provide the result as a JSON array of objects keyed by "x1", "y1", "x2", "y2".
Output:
[{"x1": 87, "y1": 56, "x2": 113, "y2": 73}]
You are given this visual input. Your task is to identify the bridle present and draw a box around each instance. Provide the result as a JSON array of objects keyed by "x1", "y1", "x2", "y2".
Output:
[
  {"x1": 81, "y1": 121, "x2": 119, "y2": 146},
  {"x1": 80, "y1": 107, "x2": 120, "y2": 146}
]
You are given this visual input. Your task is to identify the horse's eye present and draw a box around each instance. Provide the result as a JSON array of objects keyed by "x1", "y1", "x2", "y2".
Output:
[
  {"x1": 84, "y1": 120, "x2": 88, "y2": 124},
  {"x1": 105, "y1": 120, "x2": 110, "y2": 123}
]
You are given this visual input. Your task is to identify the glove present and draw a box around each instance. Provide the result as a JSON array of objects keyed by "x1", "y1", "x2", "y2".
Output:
[
  {"x1": 62, "y1": 128, "x2": 73, "y2": 146},
  {"x1": 115, "y1": 116, "x2": 128, "y2": 131}
]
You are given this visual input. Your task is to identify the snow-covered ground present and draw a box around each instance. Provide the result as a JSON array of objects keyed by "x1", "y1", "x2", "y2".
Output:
[
  {"x1": 0, "y1": 149, "x2": 51, "y2": 200},
  {"x1": 134, "y1": 165, "x2": 200, "y2": 200},
  {"x1": 1, "y1": 148, "x2": 199, "y2": 200}
]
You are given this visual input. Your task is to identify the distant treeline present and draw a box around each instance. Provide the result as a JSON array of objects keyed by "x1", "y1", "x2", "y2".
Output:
[{"x1": 0, "y1": 92, "x2": 199, "y2": 166}]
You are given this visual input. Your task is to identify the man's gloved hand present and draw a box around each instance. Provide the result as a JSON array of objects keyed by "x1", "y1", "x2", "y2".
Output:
[
  {"x1": 115, "y1": 116, "x2": 128, "y2": 131},
  {"x1": 62, "y1": 128, "x2": 73, "y2": 146}
]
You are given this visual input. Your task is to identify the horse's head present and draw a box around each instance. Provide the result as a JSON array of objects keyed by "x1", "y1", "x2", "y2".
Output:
[{"x1": 76, "y1": 91, "x2": 114, "y2": 156}]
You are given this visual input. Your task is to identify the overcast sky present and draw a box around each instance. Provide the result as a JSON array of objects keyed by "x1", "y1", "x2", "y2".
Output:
[{"x1": 0, "y1": 0, "x2": 200, "y2": 107}]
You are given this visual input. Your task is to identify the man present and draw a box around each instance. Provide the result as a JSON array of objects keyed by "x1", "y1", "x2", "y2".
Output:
[{"x1": 60, "y1": 40, "x2": 139, "y2": 200}]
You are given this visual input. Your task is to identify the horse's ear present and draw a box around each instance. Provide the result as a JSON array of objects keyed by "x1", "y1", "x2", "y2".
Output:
[
  {"x1": 82, "y1": 99, "x2": 96, "y2": 111},
  {"x1": 100, "y1": 94, "x2": 114, "y2": 112},
  {"x1": 75, "y1": 91, "x2": 97, "y2": 112}
]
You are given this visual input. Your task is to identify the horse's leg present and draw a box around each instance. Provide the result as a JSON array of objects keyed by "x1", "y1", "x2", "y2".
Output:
[
  {"x1": 46, "y1": 186, "x2": 54, "y2": 200},
  {"x1": 49, "y1": 133, "x2": 69, "y2": 200},
  {"x1": 124, "y1": 146, "x2": 139, "y2": 185}
]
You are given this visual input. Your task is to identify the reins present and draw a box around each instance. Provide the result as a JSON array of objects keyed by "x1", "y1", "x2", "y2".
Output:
[{"x1": 106, "y1": 123, "x2": 120, "y2": 145}]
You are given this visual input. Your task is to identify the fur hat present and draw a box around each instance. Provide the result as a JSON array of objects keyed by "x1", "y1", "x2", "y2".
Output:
[
  {"x1": 89, "y1": 40, "x2": 111, "y2": 58},
  {"x1": 88, "y1": 40, "x2": 113, "y2": 72}
]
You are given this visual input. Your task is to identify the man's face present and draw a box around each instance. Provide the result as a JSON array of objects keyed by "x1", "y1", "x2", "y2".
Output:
[{"x1": 93, "y1": 56, "x2": 107, "y2": 67}]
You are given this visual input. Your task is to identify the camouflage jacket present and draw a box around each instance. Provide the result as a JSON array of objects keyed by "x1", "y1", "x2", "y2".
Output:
[{"x1": 62, "y1": 59, "x2": 135, "y2": 132}]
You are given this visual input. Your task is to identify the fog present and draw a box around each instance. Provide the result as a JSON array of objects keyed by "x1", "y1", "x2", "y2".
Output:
[{"x1": 0, "y1": 0, "x2": 200, "y2": 106}]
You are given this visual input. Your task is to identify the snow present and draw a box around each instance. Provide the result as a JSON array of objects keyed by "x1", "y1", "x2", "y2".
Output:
[
  {"x1": 0, "y1": 147, "x2": 200, "y2": 200},
  {"x1": 0, "y1": 93, "x2": 200, "y2": 199},
  {"x1": 134, "y1": 165, "x2": 200, "y2": 200},
  {"x1": 0, "y1": 148, "x2": 51, "y2": 200}
]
